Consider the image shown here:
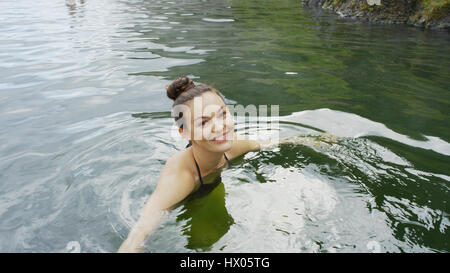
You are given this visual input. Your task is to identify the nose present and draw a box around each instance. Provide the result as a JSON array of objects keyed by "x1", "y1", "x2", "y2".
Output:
[{"x1": 211, "y1": 115, "x2": 227, "y2": 133}]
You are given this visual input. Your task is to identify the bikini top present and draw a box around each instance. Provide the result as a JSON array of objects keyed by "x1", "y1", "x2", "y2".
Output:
[
  {"x1": 185, "y1": 141, "x2": 232, "y2": 186},
  {"x1": 194, "y1": 153, "x2": 231, "y2": 185}
]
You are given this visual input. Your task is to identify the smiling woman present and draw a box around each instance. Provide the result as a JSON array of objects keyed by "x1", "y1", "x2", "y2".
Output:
[{"x1": 117, "y1": 76, "x2": 261, "y2": 253}]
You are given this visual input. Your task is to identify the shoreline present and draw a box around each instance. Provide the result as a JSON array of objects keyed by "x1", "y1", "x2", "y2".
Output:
[{"x1": 302, "y1": 0, "x2": 450, "y2": 30}]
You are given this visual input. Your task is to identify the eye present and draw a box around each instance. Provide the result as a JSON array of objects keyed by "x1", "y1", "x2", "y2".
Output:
[{"x1": 201, "y1": 120, "x2": 208, "y2": 126}]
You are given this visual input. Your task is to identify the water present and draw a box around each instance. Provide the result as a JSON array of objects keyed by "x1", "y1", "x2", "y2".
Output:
[{"x1": 0, "y1": 0, "x2": 449, "y2": 253}]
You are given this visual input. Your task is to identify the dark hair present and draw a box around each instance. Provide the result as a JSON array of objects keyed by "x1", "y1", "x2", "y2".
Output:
[
  {"x1": 166, "y1": 76, "x2": 225, "y2": 148},
  {"x1": 166, "y1": 76, "x2": 224, "y2": 106}
]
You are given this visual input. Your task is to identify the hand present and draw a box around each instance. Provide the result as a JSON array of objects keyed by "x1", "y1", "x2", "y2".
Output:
[{"x1": 117, "y1": 230, "x2": 147, "y2": 253}]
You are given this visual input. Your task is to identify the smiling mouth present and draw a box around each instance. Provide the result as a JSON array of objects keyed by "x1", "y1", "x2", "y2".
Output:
[{"x1": 211, "y1": 131, "x2": 230, "y2": 143}]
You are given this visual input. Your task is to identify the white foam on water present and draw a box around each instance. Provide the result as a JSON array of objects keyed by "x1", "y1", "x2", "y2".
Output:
[
  {"x1": 215, "y1": 167, "x2": 338, "y2": 252},
  {"x1": 284, "y1": 108, "x2": 450, "y2": 156},
  {"x1": 202, "y1": 18, "x2": 235, "y2": 23}
]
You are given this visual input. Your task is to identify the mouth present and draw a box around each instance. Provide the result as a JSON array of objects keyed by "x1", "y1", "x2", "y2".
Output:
[{"x1": 210, "y1": 131, "x2": 231, "y2": 144}]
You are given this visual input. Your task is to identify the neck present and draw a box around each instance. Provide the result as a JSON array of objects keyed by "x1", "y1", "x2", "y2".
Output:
[{"x1": 190, "y1": 143, "x2": 224, "y2": 175}]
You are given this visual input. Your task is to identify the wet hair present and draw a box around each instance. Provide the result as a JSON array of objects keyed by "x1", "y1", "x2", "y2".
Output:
[
  {"x1": 166, "y1": 76, "x2": 224, "y2": 106},
  {"x1": 166, "y1": 76, "x2": 226, "y2": 147}
]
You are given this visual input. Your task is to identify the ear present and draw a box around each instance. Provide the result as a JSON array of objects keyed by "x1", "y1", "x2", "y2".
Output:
[{"x1": 178, "y1": 127, "x2": 191, "y2": 141}]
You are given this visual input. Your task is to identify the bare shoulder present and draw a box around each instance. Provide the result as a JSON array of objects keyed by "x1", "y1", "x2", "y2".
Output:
[
  {"x1": 154, "y1": 150, "x2": 197, "y2": 209},
  {"x1": 226, "y1": 133, "x2": 261, "y2": 159},
  {"x1": 160, "y1": 151, "x2": 196, "y2": 184}
]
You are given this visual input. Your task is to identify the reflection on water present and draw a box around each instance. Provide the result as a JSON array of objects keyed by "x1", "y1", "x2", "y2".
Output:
[
  {"x1": 142, "y1": 108, "x2": 449, "y2": 253},
  {"x1": 176, "y1": 181, "x2": 234, "y2": 251},
  {"x1": 0, "y1": 0, "x2": 448, "y2": 252}
]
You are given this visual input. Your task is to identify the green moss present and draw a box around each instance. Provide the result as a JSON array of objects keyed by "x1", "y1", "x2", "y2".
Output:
[
  {"x1": 322, "y1": 0, "x2": 448, "y2": 25},
  {"x1": 420, "y1": 0, "x2": 450, "y2": 21},
  {"x1": 360, "y1": 3, "x2": 369, "y2": 11},
  {"x1": 323, "y1": 0, "x2": 348, "y2": 8}
]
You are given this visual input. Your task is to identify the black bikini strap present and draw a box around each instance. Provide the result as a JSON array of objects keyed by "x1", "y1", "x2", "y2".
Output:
[
  {"x1": 224, "y1": 153, "x2": 231, "y2": 167},
  {"x1": 193, "y1": 157, "x2": 204, "y2": 185},
  {"x1": 194, "y1": 153, "x2": 230, "y2": 187}
]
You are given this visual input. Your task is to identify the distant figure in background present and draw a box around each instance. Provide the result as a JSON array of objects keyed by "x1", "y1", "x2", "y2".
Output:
[{"x1": 65, "y1": 0, "x2": 85, "y2": 12}]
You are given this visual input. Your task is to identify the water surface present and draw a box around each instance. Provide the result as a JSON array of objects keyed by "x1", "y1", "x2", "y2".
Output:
[{"x1": 0, "y1": 0, "x2": 449, "y2": 252}]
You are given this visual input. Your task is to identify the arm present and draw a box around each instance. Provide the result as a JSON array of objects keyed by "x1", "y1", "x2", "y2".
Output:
[
  {"x1": 240, "y1": 132, "x2": 340, "y2": 152},
  {"x1": 230, "y1": 133, "x2": 261, "y2": 155},
  {"x1": 257, "y1": 132, "x2": 340, "y2": 150},
  {"x1": 117, "y1": 157, "x2": 195, "y2": 253}
]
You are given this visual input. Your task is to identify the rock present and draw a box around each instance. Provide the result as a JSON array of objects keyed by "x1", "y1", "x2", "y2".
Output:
[{"x1": 301, "y1": 0, "x2": 450, "y2": 30}]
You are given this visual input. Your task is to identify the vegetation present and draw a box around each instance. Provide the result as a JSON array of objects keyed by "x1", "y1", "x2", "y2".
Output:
[
  {"x1": 420, "y1": 0, "x2": 450, "y2": 21},
  {"x1": 306, "y1": 0, "x2": 450, "y2": 28}
]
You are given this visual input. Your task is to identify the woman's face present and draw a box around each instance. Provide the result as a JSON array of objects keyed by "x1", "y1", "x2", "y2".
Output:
[{"x1": 182, "y1": 91, "x2": 235, "y2": 152}]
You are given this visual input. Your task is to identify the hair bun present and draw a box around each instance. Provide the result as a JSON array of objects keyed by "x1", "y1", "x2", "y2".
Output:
[{"x1": 166, "y1": 76, "x2": 196, "y2": 101}]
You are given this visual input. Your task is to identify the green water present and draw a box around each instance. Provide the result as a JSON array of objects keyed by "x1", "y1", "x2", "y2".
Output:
[{"x1": 0, "y1": 0, "x2": 448, "y2": 252}]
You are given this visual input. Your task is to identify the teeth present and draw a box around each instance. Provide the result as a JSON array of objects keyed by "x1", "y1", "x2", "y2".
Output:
[{"x1": 212, "y1": 132, "x2": 228, "y2": 142}]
